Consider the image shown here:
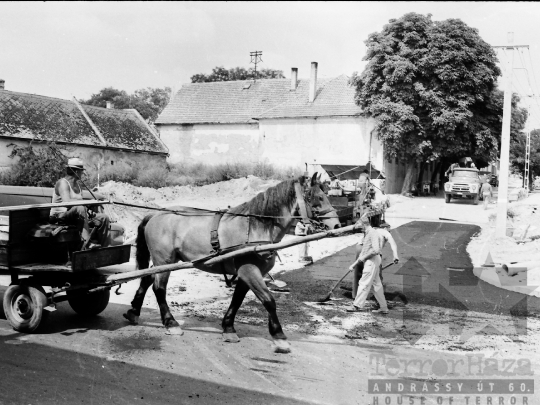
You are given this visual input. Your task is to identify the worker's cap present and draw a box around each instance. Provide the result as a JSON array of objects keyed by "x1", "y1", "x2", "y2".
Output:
[{"x1": 66, "y1": 157, "x2": 85, "y2": 170}]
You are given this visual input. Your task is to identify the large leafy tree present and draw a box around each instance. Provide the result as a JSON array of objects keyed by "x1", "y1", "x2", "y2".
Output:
[
  {"x1": 81, "y1": 87, "x2": 172, "y2": 123},
  {"x1": 191, "y1": 66, "x2": 285, "y2": 83},
  {"x1": 350, "y1": 13, "x2": 502, "y2": 193}
]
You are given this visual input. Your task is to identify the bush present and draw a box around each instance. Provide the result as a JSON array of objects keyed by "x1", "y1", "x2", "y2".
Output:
[
  {"x1": 0, "y1": 143, "x2": 67, "y2": 187},
  {"x1": 1, "y1": 151, "x2": 303, "y2": 190},
  {"x1": 133, "y1": 164, "x2": 169, "y2": 188}
]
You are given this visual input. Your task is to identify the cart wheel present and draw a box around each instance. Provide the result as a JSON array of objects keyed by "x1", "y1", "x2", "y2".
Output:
[
  {"x1": 3, "y1": 285, "x2": 48, "y2": 333},
  {"x1": 67, "y1": 289, "x2": 110, "y2": 316}
]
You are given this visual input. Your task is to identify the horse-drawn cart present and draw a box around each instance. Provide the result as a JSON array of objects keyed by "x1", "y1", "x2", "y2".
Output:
[
  {"x1": 0, "y1": 176, "x2": 385, "y2": 345},
  {"x1": 0, "y1": 200, "x2": 131, "y2": 333}
]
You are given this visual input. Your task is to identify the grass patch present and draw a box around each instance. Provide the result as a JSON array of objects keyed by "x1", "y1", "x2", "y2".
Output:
[{"x1": 1, "y1": 154, "x2": 302, "y2": 189}]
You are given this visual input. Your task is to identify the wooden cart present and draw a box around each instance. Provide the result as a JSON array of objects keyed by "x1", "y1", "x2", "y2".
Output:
[
  {"x1": 0, "y1": 199, "x2": 363, "y2": 334},
  {"x1": 0, "y1": 201, "x2": 131, "y2": 333}
]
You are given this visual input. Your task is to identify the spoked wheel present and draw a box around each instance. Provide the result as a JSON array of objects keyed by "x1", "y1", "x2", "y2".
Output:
[
  {"x1": 3, "y1": 284, "x2": 48, "y2": 333},
  {"x1": 67, "y1": 289, "x2": 110, "y2": 316}
]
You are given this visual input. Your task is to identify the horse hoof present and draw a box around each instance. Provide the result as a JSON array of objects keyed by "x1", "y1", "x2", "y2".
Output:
[
  {"x1": 272, "y1": 339, "x2": 291, "y2": 354},
  {"x1": 222, "y1": 333, "x2": 240, "y2": 343},
  {"x1": 123, "y1": 311, "x2": 139, "y2": 325},
  {"x1": 165, "y1": 326, "x2": 184, "y2": 336}
]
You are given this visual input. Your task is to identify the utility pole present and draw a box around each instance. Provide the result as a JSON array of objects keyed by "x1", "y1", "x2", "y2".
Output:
[
  {"x1": 493, "y1": 34, "x2": 529, "y2": 237},
  {"x1": 250, "y1": 51, "x2": 263, "y2": 82},
  {"x1": 525, "y1": 129, "x2": 531, "y2": 192}
]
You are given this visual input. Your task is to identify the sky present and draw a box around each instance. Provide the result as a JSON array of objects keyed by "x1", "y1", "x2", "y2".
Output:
[{"x1": 2, "y1": 1, "x2": 540, "y2": 128}]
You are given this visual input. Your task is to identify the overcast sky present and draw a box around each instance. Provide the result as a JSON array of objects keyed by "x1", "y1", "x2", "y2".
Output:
[{"x1": 2, "y1": 1, "x2": 540, "y2": 128}]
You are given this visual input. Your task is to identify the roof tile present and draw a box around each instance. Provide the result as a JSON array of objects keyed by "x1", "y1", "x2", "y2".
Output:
[
  {"x1": 155, "y1": 75, "x2": 362, "y2": 124},
  {"x1": 0, "y1": 90, "x2": 167, "y2": 154}
]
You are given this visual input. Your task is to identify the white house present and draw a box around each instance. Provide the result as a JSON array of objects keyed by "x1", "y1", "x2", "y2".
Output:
[{"x1": 156, "y1": 63, "x2": 407, "y2": 193}]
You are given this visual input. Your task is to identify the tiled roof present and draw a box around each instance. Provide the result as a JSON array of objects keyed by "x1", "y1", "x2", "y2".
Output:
[
  {"x1": 0, "y1": 90, "x2": 167, "y2": 154},
  {"x1": 258, "y1": 75, "x2": 363, "y2": 119},
  {"x1": 155, "y1": 75, "x2": 362, "y2": 124}
]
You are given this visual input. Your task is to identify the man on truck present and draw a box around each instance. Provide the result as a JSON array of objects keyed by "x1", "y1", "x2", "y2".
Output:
[{"x1": 50, "y1": 158, "x2": 110, "y2": 249}]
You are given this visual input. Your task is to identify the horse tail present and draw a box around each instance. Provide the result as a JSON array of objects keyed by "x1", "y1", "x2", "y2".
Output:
[{"x1": 136, "y1": 214, "x2": 153, "y2": 270}]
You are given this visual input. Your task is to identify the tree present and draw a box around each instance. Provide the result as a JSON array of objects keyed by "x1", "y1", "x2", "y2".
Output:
[
  {"x1": 81, "y1": 87, "x2": 172, "y2": 123},
  {"x1": 191, "y1": 66, "x2": 285, "y2": 83},
  {"x1": 0, "y1": 143, "x2": 68, "y2": 187},
  {"x1": 350, "y1": 13, "x2": 502, "y2": 194}
]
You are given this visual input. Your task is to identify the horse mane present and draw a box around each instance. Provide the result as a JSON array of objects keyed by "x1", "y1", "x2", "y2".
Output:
[{"x1": 228, "y1": 178, "x2": 298, "y2": 219}]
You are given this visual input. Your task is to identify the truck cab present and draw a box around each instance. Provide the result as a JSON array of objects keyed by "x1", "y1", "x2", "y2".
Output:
[{"x1": 444, "y1": 168, "x2": 482, "y2": 204}]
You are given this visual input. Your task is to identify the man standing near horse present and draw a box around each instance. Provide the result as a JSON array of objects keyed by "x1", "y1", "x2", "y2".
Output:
[
  {"x1": 358, "y1": 169, "x2": 370, "y2": 194},
  {"x1": 347, "y1": 213, "x2": 399, "y2": 314},
  {"x1": 50, "y1": 157, "x2": 110, "y2": 249}
]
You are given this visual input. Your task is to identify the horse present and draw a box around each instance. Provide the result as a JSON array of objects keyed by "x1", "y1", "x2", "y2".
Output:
[{"x1": 123, "y1": 173, "x2": 341, "y2": 353}]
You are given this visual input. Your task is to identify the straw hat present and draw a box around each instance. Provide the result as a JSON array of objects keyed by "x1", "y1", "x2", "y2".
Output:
[{"x1": 67, "y1": 157, "x2": 85, "y2": 170}]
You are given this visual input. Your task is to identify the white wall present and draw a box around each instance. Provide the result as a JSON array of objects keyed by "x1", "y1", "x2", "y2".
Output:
[
  {"x1": 159, "y1": 123, "x2": 260, "y2": 165},
  {"x1": 156, "y1": 116, "x2": 405, "y2": 191},
  {"x1": 0, "y1": 138, "x2": 166, "y2": 172},
  {"x1": 259, "y1": 116, "x2": 383, "y2": 169}
]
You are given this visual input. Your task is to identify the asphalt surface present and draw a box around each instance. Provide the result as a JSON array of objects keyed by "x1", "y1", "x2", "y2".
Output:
[
  {"x1": 1, "y1": 220, "x2": 539, "y2": 405},
  {"x1": 309, "y1": 220, "x2": 540, "y2": 317}
]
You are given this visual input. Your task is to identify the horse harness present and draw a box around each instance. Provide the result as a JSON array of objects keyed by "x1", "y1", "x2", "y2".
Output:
[{"x1": 207, "y1": 183, "x2": 321, "y2": 286}]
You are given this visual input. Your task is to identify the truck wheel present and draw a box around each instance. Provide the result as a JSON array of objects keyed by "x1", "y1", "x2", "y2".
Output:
[
  {"x1": 445, "y1": 194, "x2": 451, "y2": 203},
  {"x1": 3, "y1": 285, "x2": 48, "y2": 333},
  {"x1": 67, "y1": 289, "x2": 110, "y2": 316},
  {"x1": 473, "y1": 194, "x2": 479, "y2": 205}
]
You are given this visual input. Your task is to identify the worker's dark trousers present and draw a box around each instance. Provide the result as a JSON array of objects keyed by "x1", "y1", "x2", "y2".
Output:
[{"x1": 54, "y1": 206, "x2": 110, "y2": 247}]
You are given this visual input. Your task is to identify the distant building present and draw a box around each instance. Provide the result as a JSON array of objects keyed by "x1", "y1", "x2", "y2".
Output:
[
  {"x1": 156, "y1": 63, "x2": 414, "y2": 193},
  {"x1": 0, "y1": 82, "x2": 169, "y2": 173}
]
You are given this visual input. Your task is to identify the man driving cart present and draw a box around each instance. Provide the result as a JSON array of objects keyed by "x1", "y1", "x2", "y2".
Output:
[{"x1": 49, "y1": 158, "x2": 110, "y2": 249}]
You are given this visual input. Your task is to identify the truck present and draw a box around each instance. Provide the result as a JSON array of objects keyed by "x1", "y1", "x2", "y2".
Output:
[{"x1": 444, "y1": 167, "x2": 482, "y2": 204}]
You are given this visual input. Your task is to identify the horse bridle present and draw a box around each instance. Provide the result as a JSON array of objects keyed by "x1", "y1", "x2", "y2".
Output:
[{"x1": 303, "y1": 183, "x2": 337, "y2": 220}]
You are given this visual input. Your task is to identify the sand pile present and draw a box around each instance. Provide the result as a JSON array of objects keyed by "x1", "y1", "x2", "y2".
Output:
[{"x1": 96, "y1": 176, "x2": 280, "y2": 240}]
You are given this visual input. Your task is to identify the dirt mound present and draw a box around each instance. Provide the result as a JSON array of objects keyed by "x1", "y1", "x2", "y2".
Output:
[{"x1": 96, "y1": 176, "x2": 280, "y2": 240}]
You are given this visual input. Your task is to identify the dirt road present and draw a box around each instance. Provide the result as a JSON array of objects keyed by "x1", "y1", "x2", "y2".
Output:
[{"x1": 1, "y1": 190, "x2": 539, "y2": 404}]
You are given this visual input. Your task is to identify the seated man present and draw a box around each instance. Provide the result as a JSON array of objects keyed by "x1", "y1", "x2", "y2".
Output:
[
  {"x1": 328, "y1": 178, "x2": 344, "y2": 196},
  {"x1": 50, "y1": 158, "x2": 109, "y2": 249}
]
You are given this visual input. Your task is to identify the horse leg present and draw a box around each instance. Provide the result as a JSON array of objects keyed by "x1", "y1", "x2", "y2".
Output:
[
  {"x1": 237, "y1": 263, "x2": 291, "y2": 354},
  {"x1": 153, "y1": 271, "x2": 184, "y2": 335},
  {"x1": 123, "y1": 274, "x2": 154, "y2": 325},
  {"x1": 221, "y1": 278, "x2": 250, "y2": 343}
]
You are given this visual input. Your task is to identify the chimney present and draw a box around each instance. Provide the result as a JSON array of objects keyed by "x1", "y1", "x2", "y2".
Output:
[
  {"x1": 309, "y1": 62, "x2": 318, "y2": 103},
  {"x1": 106, "y1": 101, "x2": 113, "y2": 109},
  {"x1": 290, "y1": 68, "x2": 298, "y2": 90},
  {"x1": 0, "y1": 79, "x2": 4, "y2": 90}
]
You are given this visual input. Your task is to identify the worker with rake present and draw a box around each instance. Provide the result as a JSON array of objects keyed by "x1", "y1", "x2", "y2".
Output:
[{"x1": 346, "y1": 213, "x2": 399, "y2": 314}]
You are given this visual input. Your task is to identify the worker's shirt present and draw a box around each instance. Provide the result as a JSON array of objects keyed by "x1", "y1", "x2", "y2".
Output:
[
  {"x1": 358, "y1": 173, "x2": 370, "y2": 184},
  {"x1": 358, "y1": 226, "x2": 390, "y2": 262},
  {"x1": 481, "y1": 183, "x2": 492, "y2": 195},
  {"x1": 295, "y1": 221, "x2": 308, "y2": 236}
]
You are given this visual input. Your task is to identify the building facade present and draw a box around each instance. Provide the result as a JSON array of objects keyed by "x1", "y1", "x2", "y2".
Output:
[{"x1": 156, "y1": 63, "x2": 406, "y2": 193}]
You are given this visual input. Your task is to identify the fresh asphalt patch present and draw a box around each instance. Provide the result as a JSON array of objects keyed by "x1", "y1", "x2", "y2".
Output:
[{"x1": 307, "y1": 221, "x2": 540, "y2": 317}]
